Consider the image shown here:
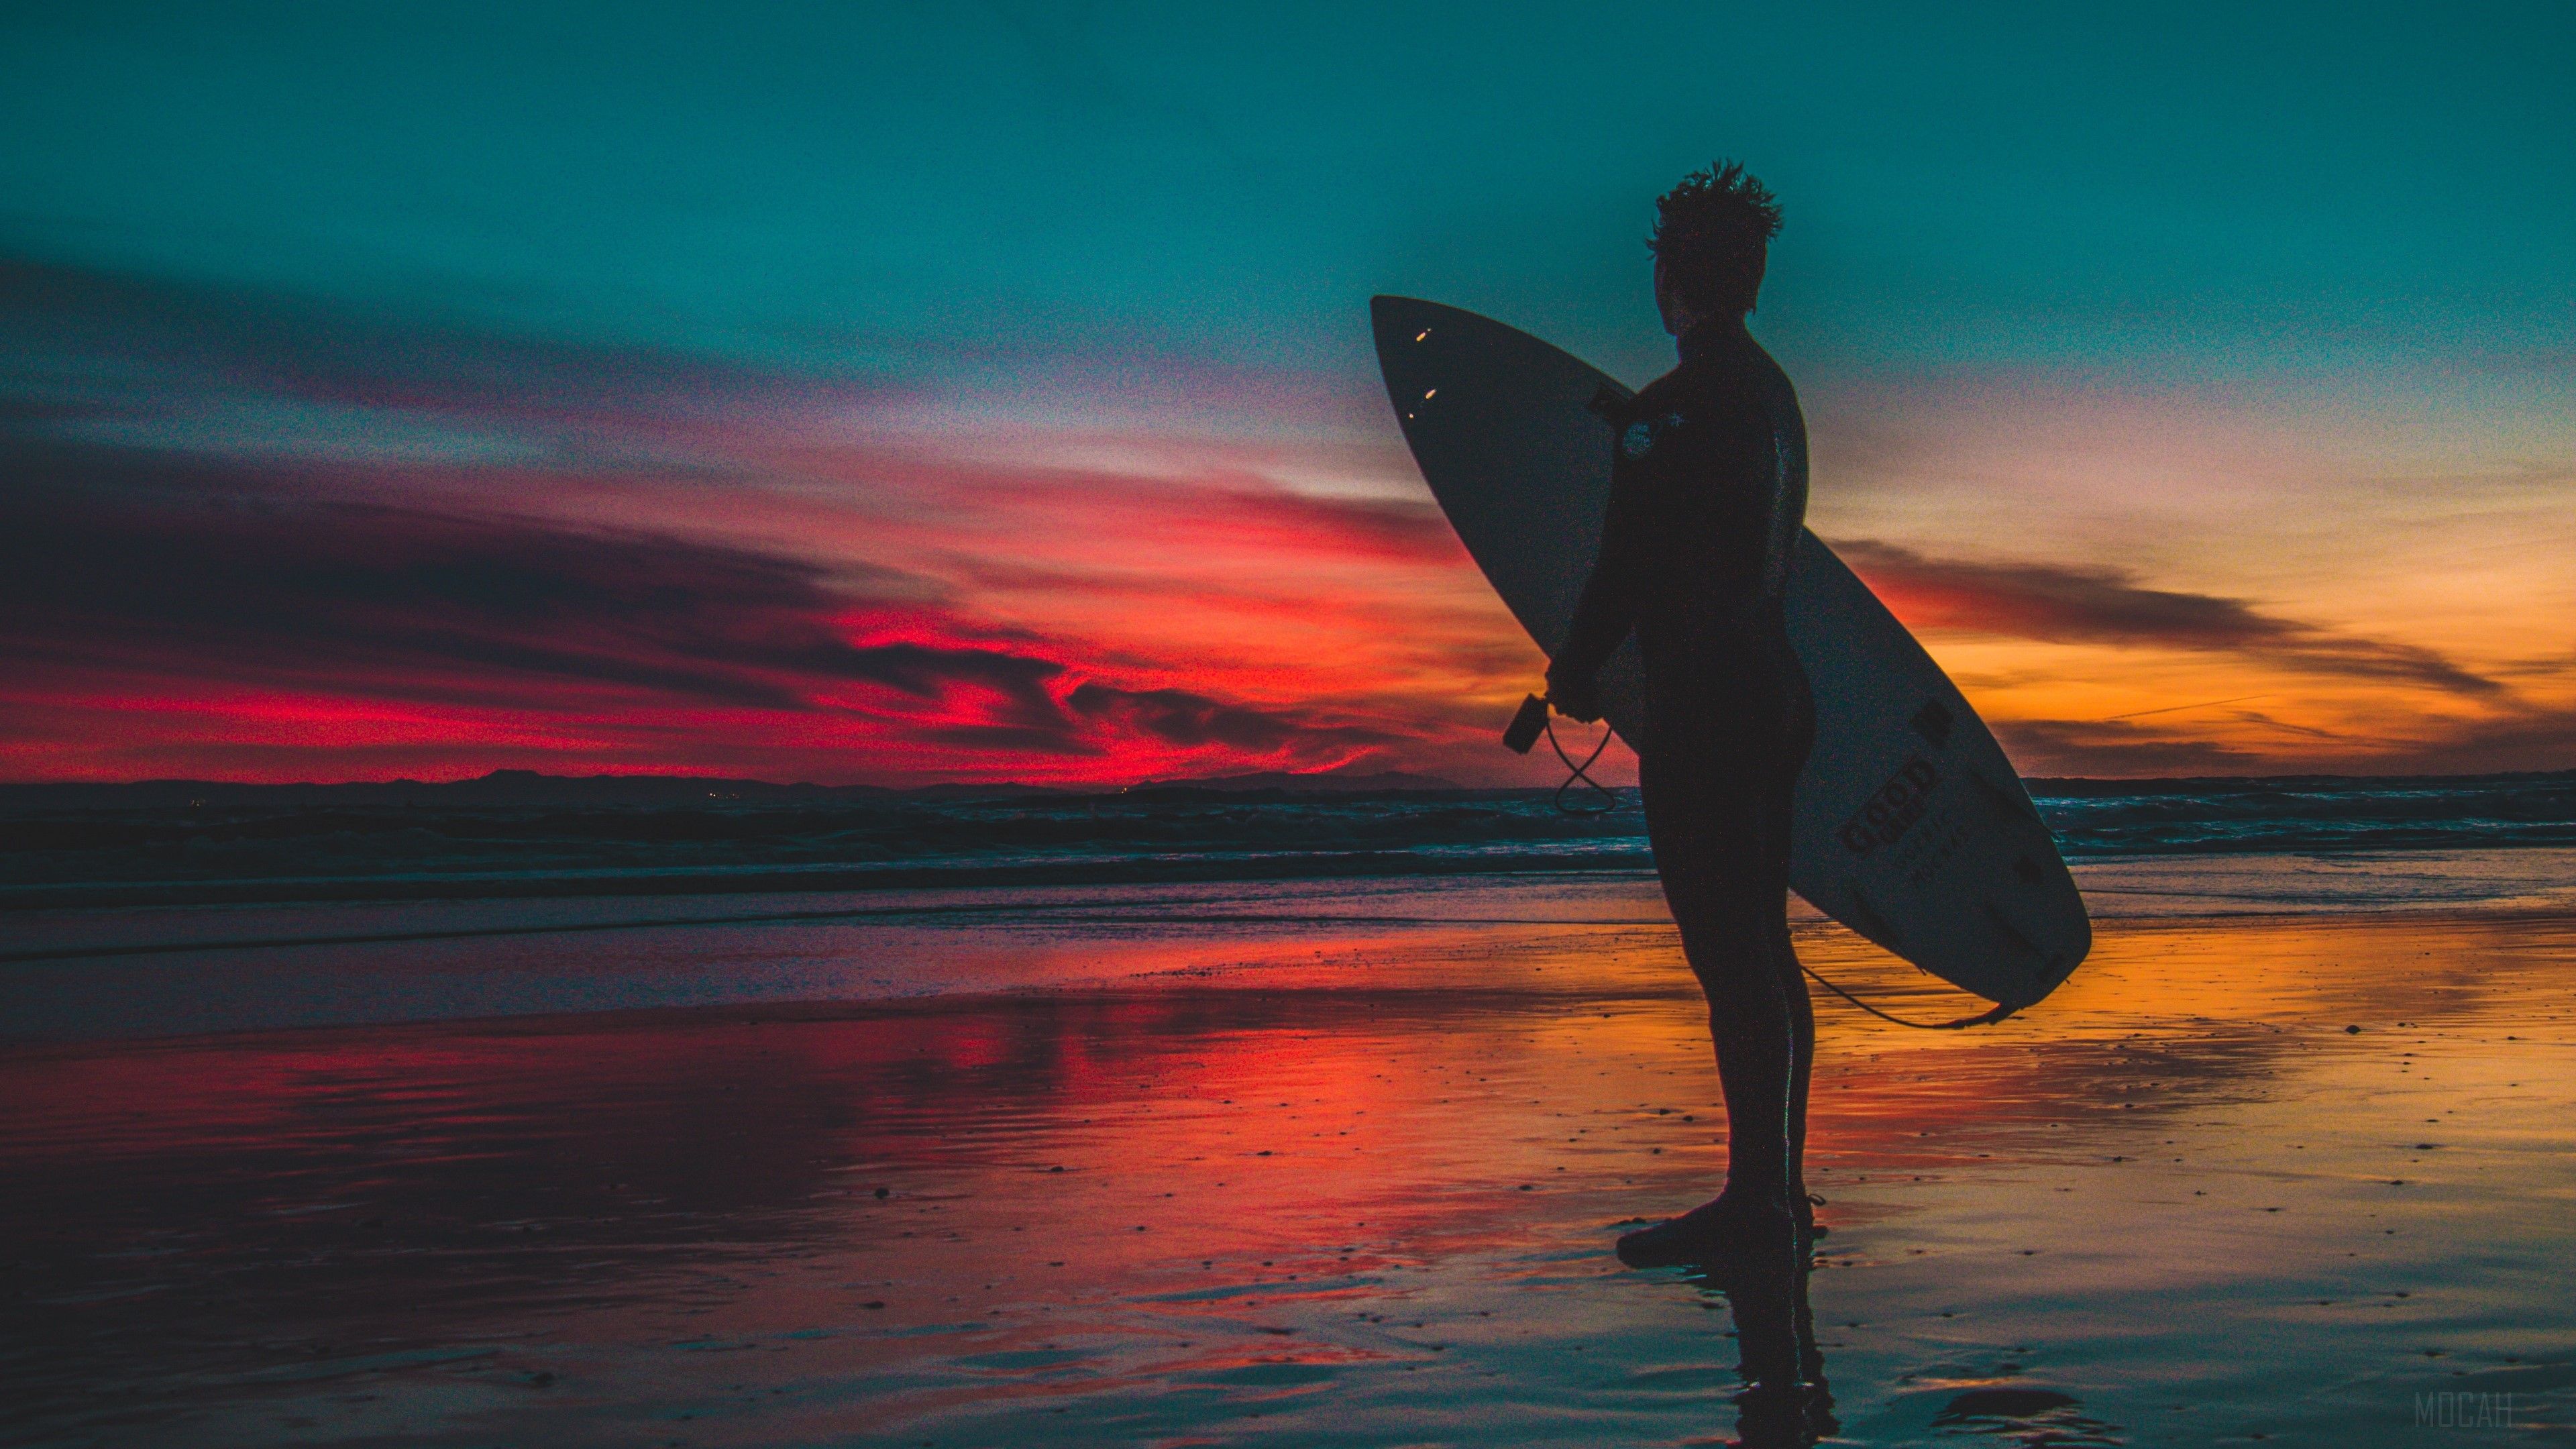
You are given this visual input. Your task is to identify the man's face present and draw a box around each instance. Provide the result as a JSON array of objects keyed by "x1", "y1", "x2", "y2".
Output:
[
  {"x1": 1652, "y1": 254, "x2": 1688, "y2": 336},
  {"x1": 1654, "y1": 248, "x2": 1768, "y2": 337}
]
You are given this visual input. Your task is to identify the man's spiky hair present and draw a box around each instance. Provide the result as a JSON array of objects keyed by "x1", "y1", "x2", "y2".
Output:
[{"x1": 1649, "y1": 161, "x2": 1782, "y2": 317}]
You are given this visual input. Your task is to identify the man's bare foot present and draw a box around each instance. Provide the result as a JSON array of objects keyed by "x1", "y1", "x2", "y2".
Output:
[{"x1": 1615, "y1": 1191, "x2": 1805, "y2": 1272}]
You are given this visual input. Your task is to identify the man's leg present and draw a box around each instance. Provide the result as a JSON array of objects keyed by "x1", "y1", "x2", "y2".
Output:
[
  {"x1": 1672, "y1": 849, "x2": 1799, "y2": 1213},
  {"x1": 1617, "y1": 745, "x2": 1805, "y2": 1269},
  {"x1": 1765, "y1": 691, "x2": 1818, "y2": 1222},
  {"x1": 1774, "y1": 909, "x2": 1816, "y2": 1219}
]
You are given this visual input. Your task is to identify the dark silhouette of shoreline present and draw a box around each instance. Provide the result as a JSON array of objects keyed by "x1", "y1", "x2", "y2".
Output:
[{"x1": 7, "y1": 763, "x2": 2570, "y2": 810}]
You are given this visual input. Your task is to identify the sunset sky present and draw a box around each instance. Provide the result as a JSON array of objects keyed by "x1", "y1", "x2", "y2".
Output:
[{"x1": 3, "y1": 3, "x2": 2569, "y2": 785}]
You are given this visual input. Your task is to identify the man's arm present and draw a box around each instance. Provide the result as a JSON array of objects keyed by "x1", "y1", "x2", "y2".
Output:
[
  {"x1": 1546, "y1": 448, "x2": 1651, "y2": 718},
  {"x1": 1689, "y1": 390, "x2": 1801, "y2": 620},
  {"x1": 1753, "y1": 398, "x2": 1807, "y2": 606}
]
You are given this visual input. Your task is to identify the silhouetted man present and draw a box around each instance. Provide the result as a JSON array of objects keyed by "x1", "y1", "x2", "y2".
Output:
[{"x1": 1545, "y1": 162, "x2": 1817, "y2": 1280}]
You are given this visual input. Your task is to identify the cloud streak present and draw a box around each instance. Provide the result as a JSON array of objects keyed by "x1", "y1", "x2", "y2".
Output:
[
  {"x1": 0, "y1": 254, "x2": 855, "y2": 439},
  {"x1": 1837, "y1": 539, "x2": 2506, "y2": 698},
  {"x1": 1991, "y1": 718, "x2": 2267, "y2": 777},
  {"x1": 0, "y1": 437, "x2": 1407, "y2": 782}
]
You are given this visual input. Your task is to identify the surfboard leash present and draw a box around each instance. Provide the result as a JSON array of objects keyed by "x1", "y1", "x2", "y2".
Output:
[
  {"x1": 1517, "y1": 702, "x2": 2016, "y2": 1028},
  {"x1": 1798, "y1": 965, "x2": 2018, "y2": 1030},
  {"x1": 1542, "y1": 715, "x2": 1618, "y2": 814}
]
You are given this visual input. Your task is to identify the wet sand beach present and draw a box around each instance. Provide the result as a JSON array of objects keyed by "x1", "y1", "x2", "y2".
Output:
[{"x1": 7, "y1": 892, "x2": 2573, "y2": 1446}]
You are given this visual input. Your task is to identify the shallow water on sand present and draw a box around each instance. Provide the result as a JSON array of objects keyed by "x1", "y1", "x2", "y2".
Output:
[
  {"x1": 5, "y1": 906, "x2": 2573, "y2": 1446},
  {"x1": 11, "y1": 848, "x2": 2576, "y2": 1042}
]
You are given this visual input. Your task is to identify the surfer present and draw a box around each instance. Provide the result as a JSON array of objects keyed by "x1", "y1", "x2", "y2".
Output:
[{"x1": 1544, "y1": 162, "x2": 1820, "y2": 1277}]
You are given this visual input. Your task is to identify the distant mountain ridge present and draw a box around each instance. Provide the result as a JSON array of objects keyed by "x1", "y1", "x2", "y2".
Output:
[
  {"x1": 3, "y1": 765, "x2": 2569, "y2": 812},
  {"x1": 1128, "y1": 769, "x2": 1462, "y2": 794},
  {"x1": 0, "y1": 765, "x2": 1463, "y2": 809},
  {"x1": 0, "y1": 770, "x2": 901, "y2": 810}
]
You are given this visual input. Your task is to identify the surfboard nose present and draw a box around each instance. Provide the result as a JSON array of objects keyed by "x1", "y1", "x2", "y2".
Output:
[
  {"x1": 1370, "y1": 294, "x2": 1428, "y2": 355},
  {"x1": 1368, "y1": 294, "x2": 1419, "y2": 324},
  {"x1": 1369, "y1": 295, "x2": 1470, "y2": 354}
]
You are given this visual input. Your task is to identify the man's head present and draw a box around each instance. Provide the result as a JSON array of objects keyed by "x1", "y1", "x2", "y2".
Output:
[{"x1": 1650, "y1": 162, "x2": 1782, "y2": 335}]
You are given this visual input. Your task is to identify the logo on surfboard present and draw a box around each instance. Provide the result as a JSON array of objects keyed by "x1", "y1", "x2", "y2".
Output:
[{"x1": 1839, "y1": 755, "x2": 1941, "y2": 857}]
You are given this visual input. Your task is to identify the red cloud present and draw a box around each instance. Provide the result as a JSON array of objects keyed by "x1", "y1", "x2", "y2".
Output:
[{"x1": 0, "y1": 441, "x2": 1436, "y2": 784}]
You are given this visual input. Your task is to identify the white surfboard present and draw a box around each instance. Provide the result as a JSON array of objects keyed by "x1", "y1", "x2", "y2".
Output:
[{"x1": 1372, "y1": 297, "x2": 2088, "y2": 1012}]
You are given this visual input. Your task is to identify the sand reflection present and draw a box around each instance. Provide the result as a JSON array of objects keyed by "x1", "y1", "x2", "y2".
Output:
[{"x1": 5, "y1": 910, "x2": 2573, "y2": 1444}]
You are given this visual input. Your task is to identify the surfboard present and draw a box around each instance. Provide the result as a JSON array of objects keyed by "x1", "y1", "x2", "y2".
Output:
[{"x1": 1371, "y1": 296, "x2": 2088, "y2": 1012}]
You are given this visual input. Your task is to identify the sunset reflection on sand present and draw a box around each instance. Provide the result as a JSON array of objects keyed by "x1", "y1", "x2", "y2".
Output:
[{"x1": 7, "y1": 908, "x2": 2573, "y2": 1446}]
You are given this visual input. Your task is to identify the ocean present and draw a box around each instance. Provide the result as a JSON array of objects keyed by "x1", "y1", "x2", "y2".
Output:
[
  {"x1": 7, "y1": 771, "x2": 2575, "y2": 1039},
  {"x1": 9, "y1": 770, "x2": 2576, "y2": 908}
]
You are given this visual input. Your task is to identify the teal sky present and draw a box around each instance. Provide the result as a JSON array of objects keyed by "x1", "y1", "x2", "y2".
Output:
[{"x1": 9, "y1": 3, "x2": 2569, "y2": 398}]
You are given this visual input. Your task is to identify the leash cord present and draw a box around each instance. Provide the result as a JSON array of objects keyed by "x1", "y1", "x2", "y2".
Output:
[
  {"x1": 1543, "y1": 715, "x2": 1617, "y2": 815},
  {"x1": 1536, "y1": 710, "x2": 2008, "y2": 1028},
  {"x1": 1799, "y1": 963, "x2": 2017, "y2": 1030}
]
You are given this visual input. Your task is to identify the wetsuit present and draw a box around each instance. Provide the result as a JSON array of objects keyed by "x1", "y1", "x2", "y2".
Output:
[{"x1": 1548, "y1": 314, "x2": 1818, "y2": 1234}]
